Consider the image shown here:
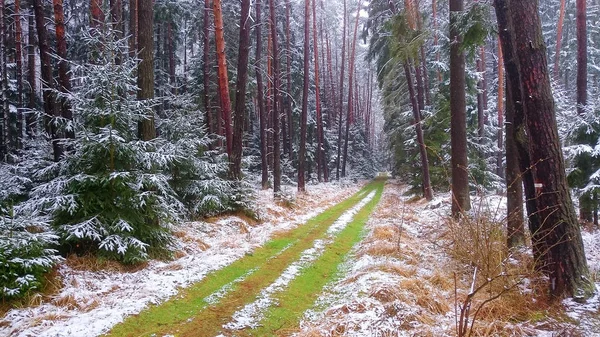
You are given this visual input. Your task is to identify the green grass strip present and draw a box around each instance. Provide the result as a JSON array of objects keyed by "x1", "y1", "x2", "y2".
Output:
[
  {"x1": 106, "y1": 181, "x2": 381, "y2": 337},
  {"x1": 240, "y1": 179, "x2": 385, "y2": 336}
]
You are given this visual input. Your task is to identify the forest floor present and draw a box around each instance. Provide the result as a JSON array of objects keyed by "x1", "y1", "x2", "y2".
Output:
[{"x1": 1, "y1": 179, "x2": 600, "y2": 336}]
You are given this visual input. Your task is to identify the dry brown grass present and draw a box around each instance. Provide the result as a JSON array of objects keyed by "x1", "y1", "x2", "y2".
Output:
[
  {"x1": 371, "y1": 225, "x2": 398, "y2": 242},
  {"x1": 65, "y1": 254, "x2": 147, "y2": 273}
]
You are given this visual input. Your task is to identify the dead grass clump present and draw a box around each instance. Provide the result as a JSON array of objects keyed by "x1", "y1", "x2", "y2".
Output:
[
  {"x1": 361, "y1": 241, "x2": 398, "y2": 257},
  {"x1": 66, "y1": 254, "x2": 147, "y2": 273},
  {"x1": 426, "y1": 270, "x2": 454, "y2": 292},
  {"x1": 52, "y1": 293, "x2": 80, "y2": 310},
  {"x1": 371, "y1": 225, "x2": 398, "y2": 242},
  {"x1": 370, "y1": 286, "x2": 401, "y2": 303},
  {"x1": 371, "y1": 262, "x2": 417, "y2": 278},
  {"x1": 400, "y1": 279, "x2": 451, "y2": 315}
]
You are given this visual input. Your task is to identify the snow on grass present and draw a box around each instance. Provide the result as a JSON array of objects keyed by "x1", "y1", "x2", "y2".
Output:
[
  {"x1": 0, "y1": 181, "x2": 361, "y2": 337},
  {"x1": 224, "y1": 190, "x2": 377, "y2": 331}
]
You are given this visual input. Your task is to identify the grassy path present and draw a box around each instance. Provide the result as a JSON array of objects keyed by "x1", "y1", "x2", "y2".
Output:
[{"x1": 106, "y1": 179, "x2": 385, "y2": 337}]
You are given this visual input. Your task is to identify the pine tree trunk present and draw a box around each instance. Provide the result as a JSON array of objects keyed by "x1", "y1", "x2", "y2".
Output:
[
  {"x1": 91, "y1": 0, "x2": 104, "y2": 28},
  {"x1": 336, "y1": 0, "x2": 347, "y2": 180},
  {"x1": 213, "y1": 0, "x2": 233, "y2": 155},
  {"x1": 449, "y1": 0, "x2": 471, "y2": 215},
  {"x1": 168, "y1": 23, "x2": 176, "y2": 94},
  {"x1": 420, "y1": 46, "x2": 430, "y2": 107},
  {"x1": 313, "y1": 0, "x2": 326, "y2": 182},
  {"x1": 341, "y1": 0, "x2": 360, "y2": 178},
  {"x1": 298, "y1": 0, "x2": 310, "y2": 192},
  {"x1": 0, "y1": 0, "x2": 7, "y2": 158},
  {"x1": 433, "y1": 0, "x2": 441, "y2": 84},
  {"x1": 15, "y1": 0, "x2": 23, "y2": 148},
  {"x1": 284, "y1": 0, "x2": 293, "y2": 158},
  {"x1": 497, "y1": 38, "x2": 504, "y2": 179},
  {"x1": 203, "y1": 0, "x2": 213, "y2": 135},
  {"x1": 505, "y1": 0, "x2": 594, "y2": 300},
  {"x1": 477, "y1": 47, "x2": 485, "y2": 150},
  {"x1": 53, "y1": 0, "x2": 74, "y2": 140},
  {"x1": 255, "y1": 0, "x2": 268, "y2": 189},
  {"x1": 576, "y1": 0, "x2": 587, "y2": 115},
  {"x1": 26, "y1": 11, "x2": 36, "y2": 137},
  {"x1": 269, "y1": 0, "x2": 281, "y2": 194},
  {"x1": 231, "y1": 0, "x2": 251, "y2": 180},
  {"x1": 33, "y1": 0, "x2": 62, "y2": 161},
  {"x1": 137, "y1": 0, "x2": 155, "y2": 141},
  {"x1": 129, "y1": 0, "x2": 137, "y2": 57},
  {"x1": 554, "y1": 0, "x2": 567, "y2": 80},
  {"x1": 495, "y1": 0, "x2": 543, "y2": 263},
  {"x1": 110, "y1": 0, "x2": 123, "y2": 38},
  {"x1": 405, "y1": 61, "x2": 433, "y2": 201}
]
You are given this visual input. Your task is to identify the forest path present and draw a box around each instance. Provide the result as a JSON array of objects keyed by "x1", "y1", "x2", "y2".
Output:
[{"x1": 106, "y1": 178, "x2": 386, "y2": 337}]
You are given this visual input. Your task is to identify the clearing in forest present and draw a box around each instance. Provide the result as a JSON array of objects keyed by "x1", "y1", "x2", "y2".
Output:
[{"x1": 106, "y1": 178, "x2": 386, "y2": 337}]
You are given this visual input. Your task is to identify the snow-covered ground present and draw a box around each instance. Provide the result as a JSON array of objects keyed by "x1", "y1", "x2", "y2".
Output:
[
  {"x1": 296, "y1": 181, "x2": 600, "y2": 337},
  {"x1": 0, "y1": 181, "x2": 363, "y2": 337}
]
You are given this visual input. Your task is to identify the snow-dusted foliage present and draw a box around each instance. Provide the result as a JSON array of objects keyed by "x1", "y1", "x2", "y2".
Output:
[
  {"x1": 157, "y1": 93, "x2": 243, "y2": 217},
  {"x1": 28, "y1": 28, "x2": 185, "y2": 264},
  {"x1": 0, "y1": 207, "x2": 62, "y2": 299}
]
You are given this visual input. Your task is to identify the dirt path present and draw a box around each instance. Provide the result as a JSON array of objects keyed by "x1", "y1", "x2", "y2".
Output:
[{"x1": 106, "y1": 179, "x2": 386, "y2": 337}]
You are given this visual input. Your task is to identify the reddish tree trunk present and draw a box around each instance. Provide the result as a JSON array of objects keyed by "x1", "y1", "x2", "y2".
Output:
[
  {"x1": 269, "y1": 0, "x2": 282, "y2": 194},
  {"x1": 341, "y1": 0, "x2": 360, "y2": 178},
  {"x1": 298, "y1": 0, "x2": 310, "y2": 192},
  {"x1": 336, "y1": 0, "x2": 347, "y2": 180},
  {"x1": 137, "y1": 0, "x2": 155, "y2": 140},
  {"x1": 91, "y1": 0, "x2": 104, "y2": 28},
  {"x1": 26, "y1": 11, "x2": 36, "y2": 137},
  {"x1": 129, "y1": 0, "x2": 137, "y2": 57},
  {"x1": 313, "y1": 0, "x2": 326, "y2": 182},
  {"x1": 554, "y1": 0, "x2": 567, "y2": 80},
  {"x1": 284, "y1": 0, "x2": 293, "y2": 158},
  {"x1": 231, "y1": 0, "x2": 252, "y2": 180},
  {"x1": 255, "y1": 0, "x2": 268, "y2": 189},
  {"x1": 213, "y1": 0, "x2": 233, "y2": 155},
  {"x1": 405, "y1": 61, "x2": 433, "y2": 200},
  {"x1": 576, "y1": 0, "x2": 587, "y2": 115},
  {"x1": 449, "y1": 0, "x2": 471, "y2": 215},
  {"x1": 53, "y1": 0, "x2": 74, "y2": 140},
  {"x1": 0, "y1": 0, "x2": 7, "y2": 156}
]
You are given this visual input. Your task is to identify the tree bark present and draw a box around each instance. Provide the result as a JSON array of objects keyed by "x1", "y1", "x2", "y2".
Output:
[
  {"x1": 504, "y1": 0, "x2": 594, "y2": 300},
  {"x1": 33, "y1": 0, "x2": 62, "y2": 161},
  {"x1": 255, "y1": 0, "x2": 268, "y2": 189},
  {"x1": 213, "y1": 0, "x2": 233, "y2": 155},
  {"x1": 137, "y1": 0, "x2": 155, "y2": 140},
  {"x1": 497, "y1": 38, "x2": 504, "y2": 179},
  {"x1": 336, "y1": 0, "x2": 347, "y2": 180},
  {"x1": 554, "y1": 0, "x2": 567, "y2": 80},
  {"x1": 231, "y1": 0, "x2": 252, "y2": 180},
  {"x1": 269, "y1": 0, "x2": 281, "y2": 194},
  {"x1": 477, "y1": 46, "x2": 485, "y2": 150},
  {"x1": 26, "y1": 11, "x2": 36, "y2": 137},
  {"x1": 405, "y1": 61, "x2": 433, "y2": 201},
  {"x1": 298, "y1": 0, "x2": 310, "y2": 192},
  {"x1": 90, "y1": 0, "x2": 104, "y2": 28},
  {"x1": 15, "y1": 0, "x2": 23, "y2": 148},
  {"x1": 313, "y1": 0, "x2": 326, "y2": 182},
  {"x1": 203, "y1": 0, "x2": 213, "y2": 135},
  {"x1": 284, "y1": 0, "x2": 293, "y2": 158},
  {"x1": 129, "y1": 0, "x2": 137, "y2": 57},
  {"x1": 53, "y1": 0, "x2": 74, "y2": 140},
  {"x1": 576, "y1": 0, "x2": 587, "y2": 115},
  {"x1": 449, "y1": 0, "x2": 471, "y2": 215},
  {"x1": 0, "y1": 0, "x2": 7, "y2": 158},
  {"x1": 341, "y1": 0, "x2": 360, "y2": 178}
]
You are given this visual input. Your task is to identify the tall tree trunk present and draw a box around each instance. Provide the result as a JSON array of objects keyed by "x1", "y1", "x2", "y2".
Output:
[
  {"x1": 203, "y1": 0, "x2": 213, "y2": 135},
  {"x1": 284, "y1": 0, "x2": 293, "y2": 158},
  {"x1": 554, "y1": 0, "x2": 567, "y2": 80},
  {"x1": 15, "y1": 0, "x2": 23, "y2": 148},
  {"x1": 313, "y1": 0, "x2": 326, "y2": 182},
  {"x1": 53, "y1": 0, "x2": 74, "y2": 140},
  {"x1": 298, "y1": 0, "x2": 310, "y2": 192},
  {"x1": 231, "y1": 0, "x2": 252, "y2": 180},
  {"x1": 433, "y1": 0, "x2": 441, "y2": 83},
  {"x1": 269, "y1": 0, "x2": 281, "y2": 194},
  {"x1": 213, "y1": 0, "x2": 233, "y2": 155},
  {"x1": 0, "y1": 0, "x2": 7, "y2": 158},
  {"x1": 449, "y1": 0, "x2": 471, "y2": 215},
  {"x1": 495, "y1": 0, "x2": 542, "y2": 267},
  {"x1": 33, "y1": 0, "x2": 62, "y2": 161},
  {"x1": 137, "y1": 0, "x2": 155, "y2": 140},
  {"x1": 405, "y1": 61, "x2": 433, "y2": 201},
  {"x1": 505, "y1": 77, "x2": 524, "y2": 248},
  {"x1": 496, "y1": 38, "x2": 504, "y2": 178},
  {"x1": 168, "y1": 23, "x2": 176, "y2": 94},
  {"x1": 477, "y1": 46, "x2": 485, "y2": 150},
  {"x1": 420, "y1": 46, "x2": 430, "y2": 107},
  {"x1": 90, "y1": 0, "x2": 104, "y2": 28},
  {"x1": 110, "y1": 0, "x2": 123, "y2": 37},
  {"x1": 576, "y1": 0, "x2": 587, "y2": 115},
  {"x1": 129, "y1": 0, "x2": 137, "y2": 57},
  {"x1": 26, "y1": 11, "x2": 36, "y2": 137},
  {"x1": 341, "y1": 0, "x2": 360, "y2": 178},
  {"x1": 255, "y1": 0, "x2": 268, "y2": 189},
  {"x1": 336, "y1": 0, "x2": 347, "y2": 180},
  {"x1": 504, "y1": 0, "x2": 594, "y2": 300}
]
